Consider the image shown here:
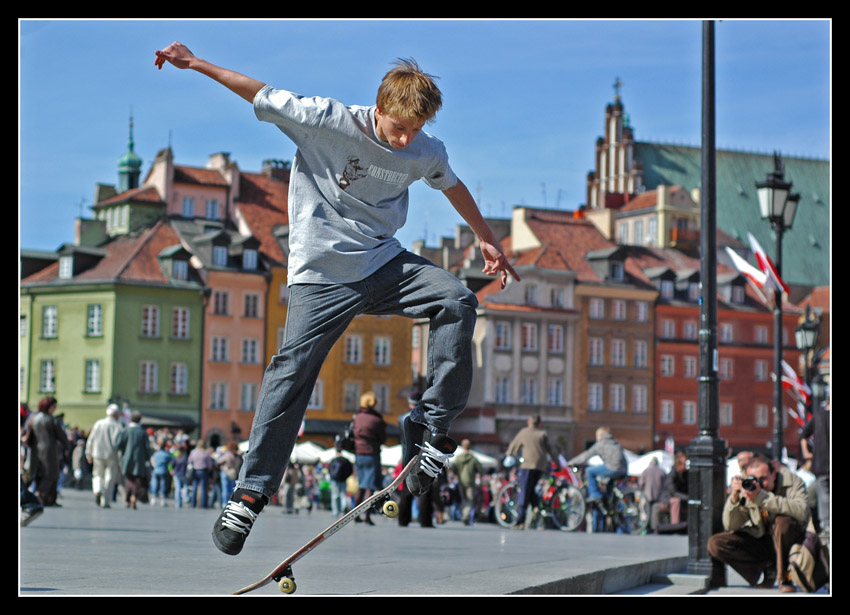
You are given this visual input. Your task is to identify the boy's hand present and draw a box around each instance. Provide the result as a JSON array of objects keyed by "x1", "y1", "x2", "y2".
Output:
[
  {"x1": 155, "y1": 41, "x2": 196, "y2": 70},
  {"x1": 479, "y1": 240, "x2": 520, "y2": 289}
]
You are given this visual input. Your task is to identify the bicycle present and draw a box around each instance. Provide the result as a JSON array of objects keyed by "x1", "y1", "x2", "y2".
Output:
[
  {"x1": 582, "y1": 473, "x2": 650, "y2": 534},
  {"x1": 495, "y1": 464, "x2": 586, "y2": 531}
]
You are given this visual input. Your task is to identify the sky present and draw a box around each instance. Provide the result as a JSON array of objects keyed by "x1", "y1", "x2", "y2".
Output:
[{"x1": 19, "y1": 18, "x2": 831, "y2": 255}]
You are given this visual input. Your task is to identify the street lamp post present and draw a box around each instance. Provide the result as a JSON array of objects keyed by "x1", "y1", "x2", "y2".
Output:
[
  {"x1": 796, "y1": 307, "x2": 822, "y2": 417},
  {"x1": 755, "y1": 153, "x2": 799, "y2": 461}
]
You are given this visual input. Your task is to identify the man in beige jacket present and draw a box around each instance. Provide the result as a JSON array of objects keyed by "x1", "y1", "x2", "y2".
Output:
[
  {"x1": 708, "y1": 454, "x2": 809, "y2": 592},
  {"x1": 506, "y1": 415, "x2": 556, "y2": 528}
]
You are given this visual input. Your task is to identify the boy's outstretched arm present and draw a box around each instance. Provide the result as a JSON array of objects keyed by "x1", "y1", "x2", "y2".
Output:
[
  {"x1": 154, "y1": 41, "x2": 266, "y2": 104},
  {"x1": 443, "y1": 179, "x2": 520, "y2": 289}
]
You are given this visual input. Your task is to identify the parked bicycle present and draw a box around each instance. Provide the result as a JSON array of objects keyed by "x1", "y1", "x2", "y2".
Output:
[{"x1": 495, "y1": 463, "x2": 586, "y2": 531}]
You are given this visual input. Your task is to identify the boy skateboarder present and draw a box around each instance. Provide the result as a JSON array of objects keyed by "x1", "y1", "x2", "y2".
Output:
[{"x1": 155, "y1": 42, "x2": 519, "y2": 555}]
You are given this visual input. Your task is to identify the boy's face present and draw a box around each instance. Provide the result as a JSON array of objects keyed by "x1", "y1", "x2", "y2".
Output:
[{"x1": 375, "y1": 108, "x2": 425, "y2": 150}]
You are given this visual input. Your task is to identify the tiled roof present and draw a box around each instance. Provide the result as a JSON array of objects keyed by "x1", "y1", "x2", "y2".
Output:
[
  {"x1": 173, "y1": 165, "x2": 230, "y2": 187},
  {"x1": 94, "y1": 185, "x2": 164, "y2": 207},
  {"x1": 634, "y1": 143, "x2": 830, "y2": 287},
  {"x1": 21, "y1": 220, "x2": 197, "y2": 287},
  {"x1": 235, "y1": 171, "x2": 289, "y2": 265}
]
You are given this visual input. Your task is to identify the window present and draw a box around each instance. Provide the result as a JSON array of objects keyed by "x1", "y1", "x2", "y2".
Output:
[
  {"x1": 172, "y1": 307, "x2": 190, "y2": 339},
  {"x1": 374, "y1": 336, "x2": 391, "y2": 366},
  {"x1": 182, "y1": 196, "x2": 195, "y2": 217},
  {"x1": 521, "y1": 323, "x2": 538, "y2": 352},
  {"x1": 139, "y1": 361, "x2": 158, "y2": 393},
  {"x1": 633, "y1": 385, "x2": 648, "y2": 413},
  {"x1": 647, "y1": 218, "x2": 657, "y2": 246},
  {"x1": 550, "y1": 288, "x2": 564, "y2": 308},
  {"x1": 755, "y1": 360, "x2": 769, "y2": 382},
  {"x1": 211, "y1": 337, "x2": 229, "y2": 362},
  {"x1": 612, "y1": 300, "x2": 626, "y2": 320},
  {"x1": 494, "y1": 322, "x2": 511, "y2": 350},
  {"x1": 213, "y1": 291, "x2": 230, "y2": 315},
  {"x1": 688, "y1": 282, "x2": 700, "y2": 302},
  {"x1": 719, "y1": 358, "x2": 734, "y2": 381},
  {"x1": 589, "y1": 298, "x2": 605, "y2": 319},
  {"x1": 589, "y1": 338, "x2": 604, "y2": 366},
  {"x1": 720, "y1": 403, "x2": 733, "y2": 426},
  {"x1": 521, "y1": 376, "x2": 537, "y2": 404},
  {"x1": 610, "y1": 261, "x2": 624, "y2": 281},
  {"x1": 634, "y1": 340, "x2": 648, "y2": 368},
  {"x1": 495, "y1": 376, "x2": 511, "y2": 404},
  {"x1": 610, "y1": 384, "x2": 625, "y2": 412},
  {"x1": 244, "y1": 293, "x2": 260, "y2": 318},
  {"x1": 683, "y1": 401, "x2": 697, "y2": 425},
  {"x1": 618, "y1": 222, "x2": 629, "y2": 244},
  {"x1": 345, "y1": 335, "x2": 363, "y2": 364},
  {"x1": 40, "y1": 359, "x2": 56, "y2": 392},
  {"x1": 373, "y1": 384, "x2": 390, "y2": 413},
  {"x1": 547, "y1": 378, "x2": 563, "y2": 406},
  {"x1": 684, "y1": 356, "x2": 698, "y2": 378},
  {"x1": 524, "y1": 284, "x2": 538, "y2": 305},
  {"x1": 661, "y1": 355, "x2": 675, "y2": 376},
  {"x1": 660, "y1": 400, "x2": 674, "y2": 424},
  {"x1": 240, "y1": 383, "x2": 257, "y2": 411},
  {"x1": 755, "y1": 325, "x2": 769, "y2": 345},
  {"x1": 42, "y1": 305, "x2": 58, "y2": 338},
  {"x1": 58, "y1": 256, "x2": 73, "y2": 279},
  {"x1": 213, "y1": 246, "x2": 228, "y2": 267},
  {"x1": 343, "y1": 382, "x2": 361, "y2": 411},
  {"x1": 141, "y1": 305, "x2": 160, "y2": 338},
  {"x1": 720, "y1": 323, "x2": 734, "y2": 343},
  {"x1": 173, "y1": 260, "x2": 189, "y2": 281},
  {"x1": 588, "y1": 383, "x2": 603, "y2": 411},
  {"x1": 308, "y1": 380, "x2": 325, "y2": 409},
  {"x1": 547, "y1": 325, "x2": 564, "y2": 354},
  {"x1": 684, "y1": 321, "x2": 698, "y2": 340},
  {"x1": 85, "y1": 359, "x2": 101, "y2": 393},
  {"x1": 206, "y1": 199, "x2": 220, "y2": 219},
  {"x1": 241, "y1": 339, "x2": 259, "y2": 364},
  {"x1": 661, "y1": 280, "x2": 674, "y2": 299},
  {"x1": 170, "y1": 363, "x2": 188, "y2": 395},
  {"x1": 242, "y1": 249, "x2": 258, "y2": 270},
  {"x1": 87, "y1": 304, "x2": 103, "y2": 337},
  {"x1": 634, "y1": 220, "x2": 643, "y2": 245},
  {"x1": 411, "y1": 326, "x2": 420, "y2": 349},
  {"x1": 755, "y1": 404, "x2": 769, "y2": 428},
  {"x1": 731, "y1": 285, "x2": 745, "y2": 304},
  {"x1": 211, "y1": 382, "x2": 228, "y2": 409},
  {"x1": 611, "y1": 339, "x2": 626, "y2": 367},
  {"x1": 636, "y1": 301, "x2": 649, "y2": 322},
  {"x1": 662, "y1": 319, "x2": 676, "y2": 339}
]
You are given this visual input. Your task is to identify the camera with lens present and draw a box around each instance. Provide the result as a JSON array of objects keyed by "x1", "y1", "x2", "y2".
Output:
[{"x1": 741, "y1": 477, "x2": 762, "y2": 492}]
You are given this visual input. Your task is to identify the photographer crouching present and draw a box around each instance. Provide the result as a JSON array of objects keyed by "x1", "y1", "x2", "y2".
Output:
[{"x1": 707, "y1": 454, "x2": 809, "y2": 592}]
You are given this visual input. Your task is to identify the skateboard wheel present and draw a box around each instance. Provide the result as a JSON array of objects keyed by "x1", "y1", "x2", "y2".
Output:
[
  {"x1": 382, "y1": 500, "x2": 399, "y2": 518},
  {"x1": 278, "y1": 577, "x2": 296, "y2": 594}
]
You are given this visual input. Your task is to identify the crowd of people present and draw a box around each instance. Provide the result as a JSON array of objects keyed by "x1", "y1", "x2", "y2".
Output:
[{"x1": 20, "y1": 396, "x2": 829, "y2": 593}]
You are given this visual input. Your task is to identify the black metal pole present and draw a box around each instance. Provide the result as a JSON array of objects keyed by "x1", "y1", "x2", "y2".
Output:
[
  {"x1": 772, "y1": 225, "x2": 784, "y2": 460},
  {"x1": 686, "y1": 20, "x2": 727, "y2": 587}
]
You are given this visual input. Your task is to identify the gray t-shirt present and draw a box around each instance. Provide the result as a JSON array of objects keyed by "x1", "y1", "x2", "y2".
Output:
[{"x1": 254, "y1": 85, "x2": 458, "y2": 285}]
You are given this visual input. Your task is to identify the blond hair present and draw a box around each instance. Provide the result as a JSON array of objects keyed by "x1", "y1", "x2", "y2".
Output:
[{"x1": 376, "y1": 58, "x2": 442, "y2": 123}]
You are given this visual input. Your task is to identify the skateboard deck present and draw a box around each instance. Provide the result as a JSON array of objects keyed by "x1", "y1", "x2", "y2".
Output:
[{"x1": 233, "y1": 455, "x2": 418, "y2": 595}]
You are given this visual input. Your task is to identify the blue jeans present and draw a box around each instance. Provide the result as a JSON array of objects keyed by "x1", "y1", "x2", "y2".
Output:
[
  {"x1": 237, "y1": 252, "x2": 478, "y2": 500},
  {"x1": 586, "y1": 464, "x2": 625, "y2": 500}
]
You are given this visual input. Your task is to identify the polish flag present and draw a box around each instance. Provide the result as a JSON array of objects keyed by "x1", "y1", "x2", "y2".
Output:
[
  {"x1": 725, "y1": 246, "x2": 771, "y2": 306},
  {"x1": 747, "y1": 233, "x2": 790, "y2": 296},
  {"x1": 780, "y1": 359, "x2": 811, "y2": 405}
]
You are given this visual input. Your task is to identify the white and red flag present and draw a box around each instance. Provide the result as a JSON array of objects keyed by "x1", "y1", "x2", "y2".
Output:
[{"x1": 747, "y1": 232, "x2": 790, "y2": 296}]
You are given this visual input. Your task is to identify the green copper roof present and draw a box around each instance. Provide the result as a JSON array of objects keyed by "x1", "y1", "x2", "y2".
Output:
[{"x1": 634, "y1": 142, "x2": 830, "y2": 287}]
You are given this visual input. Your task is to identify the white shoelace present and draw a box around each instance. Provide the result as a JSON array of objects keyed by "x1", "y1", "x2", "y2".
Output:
[
  {"x1": 416, "y1": 441, "x2": 454, "y2": 478},
  {"x1": 221, "y1": 500, "x2": 258, "y2": 535}
]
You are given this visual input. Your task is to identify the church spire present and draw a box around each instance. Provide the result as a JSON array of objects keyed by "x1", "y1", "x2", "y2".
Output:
[{"x1": 118, "y1": 109, "x2": 142, "y2": 192}]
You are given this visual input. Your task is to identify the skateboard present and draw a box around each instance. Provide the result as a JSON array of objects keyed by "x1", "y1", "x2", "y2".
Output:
[{"x1": 233, "y1": 455, "x2": 418, "y2": 595}]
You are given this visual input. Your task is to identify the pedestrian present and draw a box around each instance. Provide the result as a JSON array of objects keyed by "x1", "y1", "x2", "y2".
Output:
[
  {"x1": 328, "y1": 445, "x2": 354, "y2": 517},
  {"x1": 217, "y1": 441, "x2": 243, "y2": 503},
  {"x1": 153, "y1": 41, "x2": 518, "y2": 556},
  {"x1": 454, "y1": 439, "x2": 483, "y2": 525},
  {"x1": 187, "y1": 444, "x2": 215, "y2": 509},
  {"x1": 115, "y1": 411, "x2": 153, "y2": 509},
  {"x1": 353, "y1": 392, "x2": 387, "y2": 525},
  {"x1": 24, "y1": 397, "x2": 71, "y2": 506},
  {"x1": 506, "y1": 415, "x2": 556, "y2": 528},
  {"x1": 85, "y1": 403, "x2": 124, "y2": 508},
  {"x1": 800, "y1": 396, "x2": 829, "y2": 540},
  {"x1": 171, "y1": 446, "x2": 189, "y2": 508},
  {"x1": 150, "y1": 443, "x2": 173, "y2": 507}
]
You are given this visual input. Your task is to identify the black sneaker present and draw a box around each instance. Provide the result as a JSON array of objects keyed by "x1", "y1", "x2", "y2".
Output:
[
  {"x1": 212, "y1": 489, "x2": 266, "y2": 555},
  {"x1": 401, "y1": 415, "x2": 457, "y2": 496}
]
